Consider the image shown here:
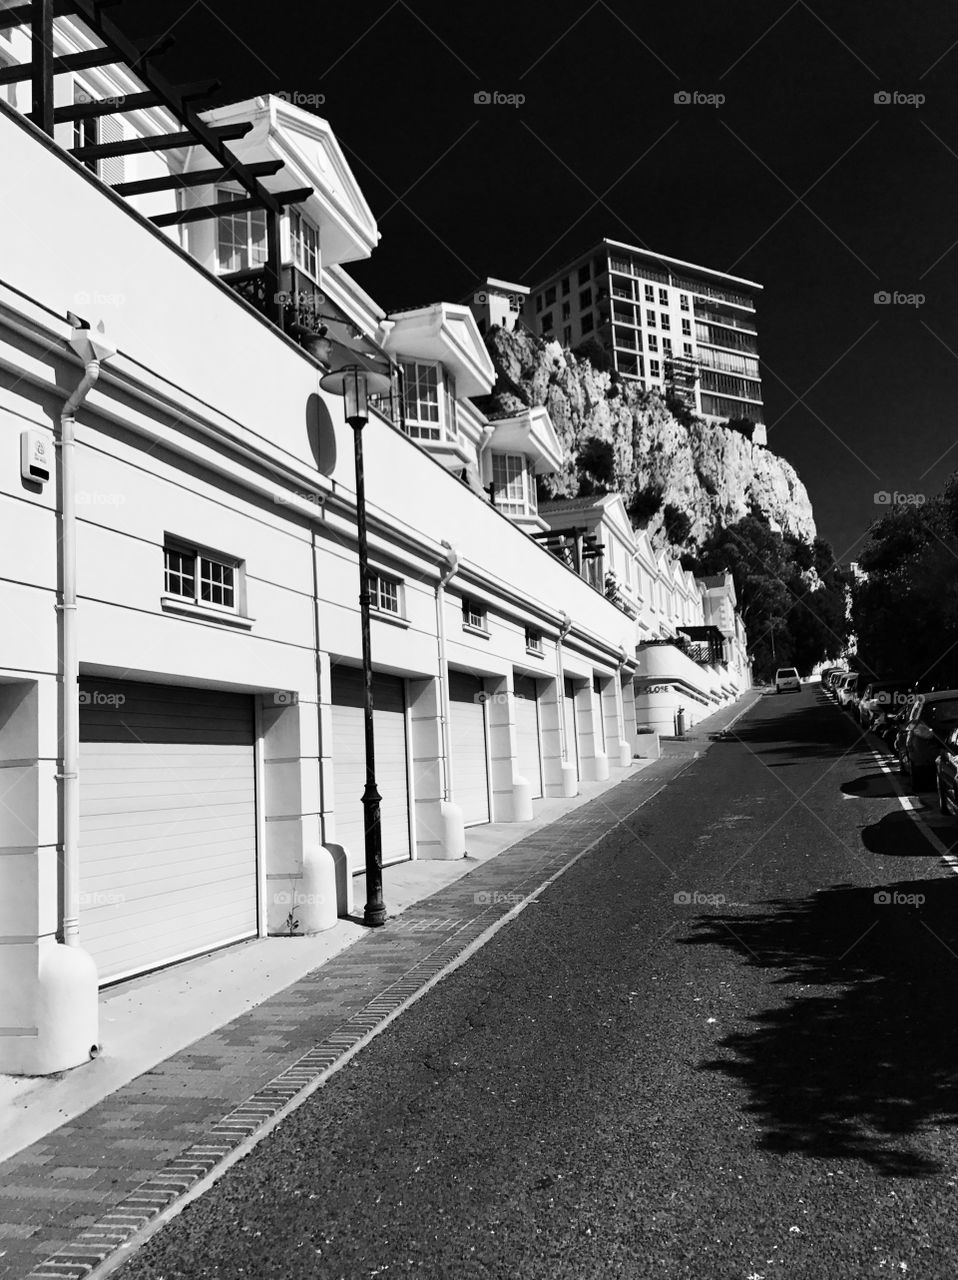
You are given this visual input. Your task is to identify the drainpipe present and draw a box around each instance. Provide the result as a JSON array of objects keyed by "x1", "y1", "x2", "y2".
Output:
[
  {"x1": 58, "y1": 318, "x2": 116, "y2": 945},
  {"x1": 435, "y1": 540, "x2": 459, "y2": 800},
  {"x1": 615, "y1": 642, "x2": 631, "y2": 766}
]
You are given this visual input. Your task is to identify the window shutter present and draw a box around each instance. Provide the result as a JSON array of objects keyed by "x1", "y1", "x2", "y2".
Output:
[{"x1": 98, "y1": 115, "x2": 125, "y2": 185}]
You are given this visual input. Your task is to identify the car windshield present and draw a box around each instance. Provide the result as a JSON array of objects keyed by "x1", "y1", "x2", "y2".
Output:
[{"x1": 777, "y1": 669, "x2": 798, "y2": 678}]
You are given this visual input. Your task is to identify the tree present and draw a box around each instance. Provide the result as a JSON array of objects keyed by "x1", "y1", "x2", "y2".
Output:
[{"x1": 663, "y1": 503, "x2": 693, "y2": 546}]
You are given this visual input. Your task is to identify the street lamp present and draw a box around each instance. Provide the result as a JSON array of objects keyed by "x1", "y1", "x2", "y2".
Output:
[{"x1": 320, "y1": 359, "x2": 393, "y2": 926}]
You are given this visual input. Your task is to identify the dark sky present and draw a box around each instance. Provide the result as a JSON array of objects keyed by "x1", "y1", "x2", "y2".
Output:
[{"x1": 123, "y1": 0, "x2": 958, "y2": 559}]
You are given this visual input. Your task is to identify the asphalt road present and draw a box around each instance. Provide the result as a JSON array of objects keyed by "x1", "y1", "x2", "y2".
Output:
[{"x1": 118, "y1": 687, "x2": 958, "y2": 1280}]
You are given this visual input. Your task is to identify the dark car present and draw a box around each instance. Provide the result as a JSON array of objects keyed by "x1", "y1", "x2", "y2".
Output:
[
  {"x1": 897, "y1": 690, "x2": 958, "y2": 788},
  {"x1": 858, "y1": 679, "x2": 910, "y2": 732},
  {"x1": 937, "y1": 728, "x2": 958, "y2": 816}
]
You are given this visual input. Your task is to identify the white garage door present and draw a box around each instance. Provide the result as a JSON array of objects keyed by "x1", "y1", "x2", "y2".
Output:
[
  {"x1": 331, "y1": 667, "x2": 411, "y2": 874},
  {"x1": 448, "y1": 670, "x2": 490, "y2": 826},
  {"x1": 79, "y1": 679, "x2": 258, "y2": 984},
  {"x1": 514, "y1": 674, "x2": 543, "y2": 799},
  {"x1": 563, "y1": 677, "x2": 580, "y2": 780}
]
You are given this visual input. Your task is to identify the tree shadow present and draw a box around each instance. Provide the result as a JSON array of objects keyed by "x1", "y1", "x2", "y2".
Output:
[
  {"x1": 683, "y1": 876, "x2": 958, "y2": 1175},
  {"x1": 861, "y1": 810, "x2": 958, "y2": 858},
  {"x1": 841, "y1": 773, "x2": 906, "y2": 800}
]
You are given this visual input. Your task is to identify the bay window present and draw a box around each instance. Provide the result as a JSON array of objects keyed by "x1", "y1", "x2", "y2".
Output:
[
  {"x1": 492, "y1": 453, "x2": 537, "y2": 516},
  {"x1": 290, "y1": 209, "x2": 320, "y2": 279},
  {"x1": 216, "y1": 187, "x2": 267, "y2": 274}
]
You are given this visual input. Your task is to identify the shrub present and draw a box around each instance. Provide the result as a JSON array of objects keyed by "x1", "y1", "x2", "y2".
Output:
[{"x1": 628, "y1": 481, "x2": 665, "y2": 524}]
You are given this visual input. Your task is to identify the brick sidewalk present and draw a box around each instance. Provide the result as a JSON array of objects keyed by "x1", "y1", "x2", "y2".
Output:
[{"x1": 0, "y1": 695, "x2": 757, "y2": 1280}]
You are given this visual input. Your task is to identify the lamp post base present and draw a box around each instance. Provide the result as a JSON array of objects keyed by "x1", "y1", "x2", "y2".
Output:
[{"x1": 363, "y1": 901, "x2": 387, "y2": 928}]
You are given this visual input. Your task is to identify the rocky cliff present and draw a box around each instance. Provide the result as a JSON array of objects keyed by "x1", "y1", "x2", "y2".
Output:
[{"x1": 480, "y1": 327, "x2": 816, "y2": 552}]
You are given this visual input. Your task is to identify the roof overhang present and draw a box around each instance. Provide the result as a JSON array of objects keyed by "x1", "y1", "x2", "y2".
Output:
[
  {"x1": 487, "y1": 405, "x2": 562, "y2": 474},
  {"x1": 383, "y1": 302, "x2": 495, "y2": 398},
  {"x1": 199, "y1": 96, "x2": 380, "y2": 266}
]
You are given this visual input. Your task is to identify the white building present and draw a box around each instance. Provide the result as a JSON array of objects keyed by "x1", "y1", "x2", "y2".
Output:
[{"x1": 0, "y1": 8, "x2": 748, "y2": 1076}]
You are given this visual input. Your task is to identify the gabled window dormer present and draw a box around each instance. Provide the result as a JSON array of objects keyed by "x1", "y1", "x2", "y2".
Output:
[
  {"x1": 491, "y1": 453, "x2": 537, "y2": 518},
  {"x1": 399, "y1": 359, "x2": 457, "y2": 441}
]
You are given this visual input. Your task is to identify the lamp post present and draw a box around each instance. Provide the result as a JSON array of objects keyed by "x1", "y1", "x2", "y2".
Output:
[{"x1": 320, "y1": 361, "x2": 393, "y2": 926}]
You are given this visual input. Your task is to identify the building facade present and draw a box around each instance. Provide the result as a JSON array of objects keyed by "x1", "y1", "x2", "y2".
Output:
[
  {"x1": 0, "y1": 7, "x2": 750, "y2": 1077},
  {"x1": 521, "y1": 239, "x2": 767, "y2": 436}
]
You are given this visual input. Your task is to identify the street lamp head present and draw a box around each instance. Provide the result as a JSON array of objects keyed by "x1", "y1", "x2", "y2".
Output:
[{"x1": 320, "y1": 361, "x2": 392, "y2": 428}]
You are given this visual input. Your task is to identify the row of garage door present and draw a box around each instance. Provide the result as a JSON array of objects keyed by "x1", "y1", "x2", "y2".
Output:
[{"x1": 77, "y1": 671, "x2": 582, "y2": 985}]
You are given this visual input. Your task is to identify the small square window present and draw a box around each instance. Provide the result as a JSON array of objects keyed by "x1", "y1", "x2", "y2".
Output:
[
  {"x1": 644, "y1": 284, "x2": 654, "y2": 302},
  {"x1": 663, "y1": 337, "x2": 673, "y2": 354},
  {"x1": 164, "y1": 543, "x2": 240, "y2": 614},
  {"x1": 561, "y1": 301, "x2": 571, "y2": 319},
  {"x1": 462, "y1": 598, "x2": 487, "y2": 630},
  {"x1": 680, "y1": 294, "x2": 690, "y2": 311},
  {"x1": 545, "y1": 286, "x2": 556, "y2": 305},
  {"x1": 650, "y1": 359, "x2": 661, "y2": 378},
  {"x1": 682, "y1": 318, "x2": 691, "y2": 335},
  {"x1": 683, "y1": 342, "x2": 692, "y2": 355},
  {"x1": 525, "y1": 627, "x2": 543, "y2": 652},
  {"x1": 646, "y1": 309, "x2": 656, "y2": 327},
  {"x1": 661, "y1": 313, "x2": 671, "y2": 330},
  {"x1": 578, "y1": 264, "x2": 591, "y2": 285},
  {"x1": 648, "y1": 335, "x2": 658, "y2": 352},
  {"x1": 371, "y1": 573, "x2": 403, "y2": 616},
  {"x1": 561, "y1": 276, "x2": 570, "y2": 295},
  {"x1": 579, "y1": 288, "x2": 592, "y2": 309},
  {"x1": 658, "y1": 288, "x2": 668, "y2": 305}
]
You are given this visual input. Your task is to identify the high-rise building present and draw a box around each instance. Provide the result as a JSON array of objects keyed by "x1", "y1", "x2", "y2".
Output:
[{"x1": 523, "y1": 239, "x2": 766, "y2": 430}]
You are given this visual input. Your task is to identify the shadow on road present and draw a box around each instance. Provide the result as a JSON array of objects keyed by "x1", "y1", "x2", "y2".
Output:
[
  {"x1": 722, "y1": 705, "x2": 866, "y2": 763},
  {"x1": 841, "y1": 773, "x2": 908, "y2": 800},
  {"x1": 861, "y1": 810, "x2": 958, "y2": 858},
  {"x1": 683, "y1": 875, "x2": 958, "y2": 1175}
]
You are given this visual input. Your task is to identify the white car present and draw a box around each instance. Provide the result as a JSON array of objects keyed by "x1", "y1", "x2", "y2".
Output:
[{"x1": 775, "y1": 667, "x2": 801, "y2": 693}]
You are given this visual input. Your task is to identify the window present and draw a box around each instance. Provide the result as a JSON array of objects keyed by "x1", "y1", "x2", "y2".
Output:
[
  {"x1": 545, "y1": 286, "x2": 557, "y2": 305},
  {"x1": 682, "y1": 318, "x2": 692, "y2": 335},
  {"x1": 400, "y1": 360, "x2": 441, "y2": 438},
  {"x1": 444, "y1": 372, "x2": 458, "y2": 437},
  {"x1": 578, "y1": 264, "x2": 591, "y2": 285},
  {"x1": 683, "y1": 342, "x2": 693, "y2": 355},
  {"x1": 164, "y1": 543, "x2": 239, "y2": 612},
  {"x1": 536, "y1": 294, "x2": 543, "y2": 312},
  {"x1": 659, "y1": 288, "x2": 668, "y2": 305},
  {"x1": 370, "y1": 573, "x2": 403, "y2": 616},
  {"x1": 216, "y1": 188, "x2": 268, "y2": 273},
  {"x1": 289, "y1": 210, "x2": 320, "y2": 279},
  {"x1": 525, "y1": 627, "x2": 543, "y2": 652},
  {"x1": 650, "y1": 359, "x2": 661, "y2": 378},
  {"x1": 680, "y1": 294, "x2": 690, "y2": 311},
  {"x1": 644, "y1": 283, "x2": 654, "y2": 302},
  {"x1": 581, "y1": 312, "x2": 594, "y2": 333},
  {"x1": 561, "y1": 301, "x2": 571, "y2": 319},
  {"x1": 648, "y1": 335, "x2": 658, "y2": 352},
  {"x1": 661, "y1": 313, "x2": 671, "y2": 330},
  {"x1": 561, "y1": 276, "x2": 570, "y2": 295},
  {"x1": 493, "y1": 453, "x2": 534, "y2": 515},
  {"x1": 562, "y1": 325, "x2": 572, "y2": 345},
  {"x1": 580, "y1": 288, "x2": 592, "y2": 309},
  {"x1": 646, "y1": 309, "x2": 656, "y2": 326},
  {"x1": 73, "y1": 82, "x2": 97, "y2": 172},
  {"x1": 541, "y1": 311, "x2": 554, "y2": 333},
  {"x1": 663, "y1": 337, "x2": 673, "y2": 354},
  {"x1": 462, "y1": 598, "x2": 487, "y2": 631}
]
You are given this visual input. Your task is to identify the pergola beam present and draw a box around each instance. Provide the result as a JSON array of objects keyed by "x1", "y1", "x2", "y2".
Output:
[
  {"x1": 150, "y1": 186, "x2": 313, "y2": 228},
  {"x1": 70, "y1": 119, "x2": 252, "y2": 161},
  {"x1": 113, "y1": 157, "x2": 284, "y2": 197}
]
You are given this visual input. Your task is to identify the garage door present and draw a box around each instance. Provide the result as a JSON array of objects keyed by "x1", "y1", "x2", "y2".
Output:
[
  {"x1": 563, "y1": 677, "x2": 580, "y2": 780},
  {"x1": 448, "y1": 670, "x2": 490, "y2": 826},
  {"x1": 79, "y1": 679, "x2": 258, "y2": 984},
  {"x1": 331, "y1": 666, "x2": 411, "y2": 874},
  {"x1": 514, "y1": 674, "x2": 543, "y2": 799}
]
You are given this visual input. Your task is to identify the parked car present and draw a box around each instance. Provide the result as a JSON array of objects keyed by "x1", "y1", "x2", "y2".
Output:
[
  {"x1": 936, "y1": 728, "x2": 958, "y2": 815},
  {"x1": 835, "y1": 672, "x2": 860, "y2": 708},
  {"x1": 858, "y1": 679, "x2": 910, "y2": 732},
  {"x1": 824, "y1": 668, "x2": 848, "y2": 695},
  {"x1": 819, "y1": 665, "x2": 845, "y2": 688},
  {"x1": 897, "y1": 690, "x2": 958, "y2": 788},
  {"x1": 775, "y1": 666, "x2": 801, "y2": 693}
]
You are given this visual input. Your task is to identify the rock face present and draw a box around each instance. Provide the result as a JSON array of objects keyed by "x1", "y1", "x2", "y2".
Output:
[{"x1": 480, "y1": 327, "x2": 817, "y2": 551}]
